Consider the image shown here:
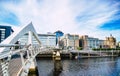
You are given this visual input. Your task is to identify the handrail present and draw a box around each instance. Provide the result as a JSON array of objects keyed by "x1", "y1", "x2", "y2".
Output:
[
  {"x1": 0, "y1": 44, "x2": 22, "y2": 47},
  {"x1": 0, "y1": 22, "x2": 43, "y2": 76}
]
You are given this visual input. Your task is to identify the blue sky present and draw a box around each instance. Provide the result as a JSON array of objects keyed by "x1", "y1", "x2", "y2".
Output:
[{"x1": 0, "y1": 0, "x2": 120, "y2": 41}]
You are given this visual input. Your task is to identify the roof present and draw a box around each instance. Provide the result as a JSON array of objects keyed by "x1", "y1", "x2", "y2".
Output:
[{"x1": 54, "y1": 30, "x2": 64, "y2": 34}]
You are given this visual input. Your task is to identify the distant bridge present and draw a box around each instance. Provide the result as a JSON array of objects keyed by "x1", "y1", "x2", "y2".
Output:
[{"x1": 69, "y1": 50, "x2": 120, "y2": 58}]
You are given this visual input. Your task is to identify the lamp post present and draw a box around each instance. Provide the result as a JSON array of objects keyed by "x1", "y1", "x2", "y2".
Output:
[
  {"x1": 74, "y1": 35, "x2": 75, "y2": 50},
  {"x1": 65, "y1": 38, "x2": 67, "y2": 50},
  {"x1": 64, "y1": 35, "x2": 67, "y2": 50}
]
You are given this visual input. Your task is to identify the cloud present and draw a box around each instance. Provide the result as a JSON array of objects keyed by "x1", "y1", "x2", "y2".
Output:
[
  {"x1": 69, "y1": 0, "x2": 120, "y2": 40},
  {"x1": 0, "y1": 0, "x2": 120, "y2": 41},
  {"x1": 0, "y1": 7, "x2": 20, "y2": 25}
]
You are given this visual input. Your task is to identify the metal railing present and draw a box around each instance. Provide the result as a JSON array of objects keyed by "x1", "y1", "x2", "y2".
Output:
[{"x1": 0, "y1": 22, "x2": 47, "y2": 76}]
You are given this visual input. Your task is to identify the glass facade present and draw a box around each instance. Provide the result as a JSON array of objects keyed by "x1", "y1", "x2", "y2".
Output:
[
  {"x1": 38, "y1": 34, "x2": 56, "y2": 47},
  {"x1": 54, "y1": 30, "x2": 64, "y2": 45},
  {"x1": 0, "y1": 26, "x2": 13, "y2": 43},
  {"x1": 19, "y1": 34, "x2": 56, "y2": 47}
]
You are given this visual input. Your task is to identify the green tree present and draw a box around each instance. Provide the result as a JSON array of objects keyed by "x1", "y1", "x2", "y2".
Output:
[{"x1": 77, "y1": 47, "x2": 83, "y2": 50}]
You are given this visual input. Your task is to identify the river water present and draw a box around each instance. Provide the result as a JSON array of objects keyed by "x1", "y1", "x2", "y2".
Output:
[{"x1": 36, "y1": 57, "x2": 120, "y2": 76}]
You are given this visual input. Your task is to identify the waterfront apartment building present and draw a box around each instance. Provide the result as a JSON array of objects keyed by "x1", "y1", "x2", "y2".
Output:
[
  {"x1": 0, "y1": 25, "x2": 13, "y2": 43},
  {"x1": 60, "y1": 34, "x2": 79, "y2": 50},
  {"x1": 19, "y1": 33, "x2": 56, "y2": 47},
  {"x1": 80, "y1": 35, "x2": 104, "y2": 50},
  {"x1": 104, "y1": 35, "x2": 116, "y2": 48}
]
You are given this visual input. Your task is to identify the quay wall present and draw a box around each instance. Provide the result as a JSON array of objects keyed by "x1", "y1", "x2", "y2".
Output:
[{"x1": 36, "y1": 51, "x2": 119, "y2": 59}]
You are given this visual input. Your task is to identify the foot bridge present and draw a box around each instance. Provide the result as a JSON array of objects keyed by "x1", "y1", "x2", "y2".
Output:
[
  {"x1": 0, "y1": 22, "x2": 51, "y2": 76},
  {"x1": 0, "y1": 22, "x2": 120, "y2": 76}
]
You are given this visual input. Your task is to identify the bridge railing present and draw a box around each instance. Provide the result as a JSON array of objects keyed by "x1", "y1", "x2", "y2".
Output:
[{"x1": 0, "y1": 22, "x2": 45, "y2": 76}]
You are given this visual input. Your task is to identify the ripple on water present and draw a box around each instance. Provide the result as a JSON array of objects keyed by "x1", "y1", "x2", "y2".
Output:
[{"x1": 37, "y1": 57, "x2": 120, "y2": 76}]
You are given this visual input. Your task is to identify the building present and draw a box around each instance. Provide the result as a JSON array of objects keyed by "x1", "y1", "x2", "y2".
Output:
[
  {"x1": 80, "y1": 35, "x2": 104, "y2": 50},
  {"x1": 117, "y1": 42, "x2": 120, "y2": 48},
  {"x1": 0, "y1": 25, "x2": 13, "y2": 43},
  {"x1": 104, "y1": 34, "x2": 116, "y2": 48},
  {"x1": 54, "y1": 30, "x2": 64, "y2": 45},
  {"x1": 19, "y1": 33, "x2": 56, "y2": 47},
  {"x1": 60, "y1": 34, "x2": 79, "y2": 50},
  {"x1": 38, "y1": 34, "x2": 56, "y2": 47}
]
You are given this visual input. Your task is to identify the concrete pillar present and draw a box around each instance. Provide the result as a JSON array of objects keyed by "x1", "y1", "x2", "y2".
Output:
[
  {"x1": 28, "y1": 59, "x2": 39, "y2": 76},
  {"x1": 55, "y1": 51, "x2": 61, "y2": 60},
  {"x1": 52, "y1": 51, "x2": 56, "y2": 59},
  {"x1": 53, "y1": 50, "x2": 62, "y2": 75}
]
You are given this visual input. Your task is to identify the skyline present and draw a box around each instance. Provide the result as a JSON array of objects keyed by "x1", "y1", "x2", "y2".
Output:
[{"x1": 0, "y1": 0, "x2": 120, "y2": 41}]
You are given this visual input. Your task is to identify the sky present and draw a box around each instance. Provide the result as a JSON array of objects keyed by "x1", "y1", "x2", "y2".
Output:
[{"x1": 0, "y1": 0, "x2": 120, "y2": 41}]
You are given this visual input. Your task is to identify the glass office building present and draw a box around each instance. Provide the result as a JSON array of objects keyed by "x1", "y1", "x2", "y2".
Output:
[
  {"x1": 19, "y1": 33, "x2": 56, "y2": 47},
  {"x1": 0, "y1": 25, "x2": 13, "y2": 43},
  {"x1": 38, "y1": 34, "x2": 56, "y2": 47},
  {"x1": 54, "y1": 30, "x2": 64, "y2": 45}
]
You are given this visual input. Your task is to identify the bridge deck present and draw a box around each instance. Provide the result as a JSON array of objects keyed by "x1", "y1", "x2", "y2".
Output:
[
  {"x1": 0, "y1": 57, "x2": 22, "y2": 76},
  {"x1": 9, "y1": 57, "x2": 22, "y2": 76}
]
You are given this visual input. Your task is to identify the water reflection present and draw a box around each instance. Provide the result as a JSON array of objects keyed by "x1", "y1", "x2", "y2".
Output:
[
  {"x1": 53, "y1": 60, "x2": 63, "y2": 76},
  {"x1": 37, "y1": 57, "x2": 120, "y2": 76}
]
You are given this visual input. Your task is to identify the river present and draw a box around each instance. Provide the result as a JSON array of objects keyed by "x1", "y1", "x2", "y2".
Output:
[{"x1": 36, "y1": 57, "x2": 120, "y2": 76}]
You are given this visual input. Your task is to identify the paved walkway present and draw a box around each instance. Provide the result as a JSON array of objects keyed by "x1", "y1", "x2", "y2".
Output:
[
  {"x1": 9, "y1": 57, "x2": 22, "y2": 76},
  {"x1": 0, "y1": 57, "x2": 22, "y2": 76}
]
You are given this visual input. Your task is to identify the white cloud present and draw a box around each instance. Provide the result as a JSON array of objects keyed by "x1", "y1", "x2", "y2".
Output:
[{"x1": 1, "y1": 0, "x2": 120, "y2": 41}]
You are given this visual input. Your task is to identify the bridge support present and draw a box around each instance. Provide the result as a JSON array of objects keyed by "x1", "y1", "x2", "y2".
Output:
[
  {"x1": 55, "y1": 51, "x2": 61, "y2": 60},
  {"x1": 53, "y1": 50, "x2": 62, "y2": 75},
  {"x1": 52, "y1": 51, "x2": 61, "y2": 61},
  {"x1": 52, "y1": 48, "x2": 61, "y2": 61},
  {"x1": 28, "y1": 58, "x2": 39, "y2": 76}
]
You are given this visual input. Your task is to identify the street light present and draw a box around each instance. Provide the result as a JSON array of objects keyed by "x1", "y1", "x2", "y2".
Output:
[{"x1": 74, "y1": 35, "x2": 75, "y2": 50}]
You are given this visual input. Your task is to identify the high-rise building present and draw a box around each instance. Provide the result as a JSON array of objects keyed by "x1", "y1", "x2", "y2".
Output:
[
  {"x1": 0, "y1": 25, "x2": 13, "y2": 43},
  {"x1": 54, "y1": 30, "x2": 64, "y2": 45}
]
